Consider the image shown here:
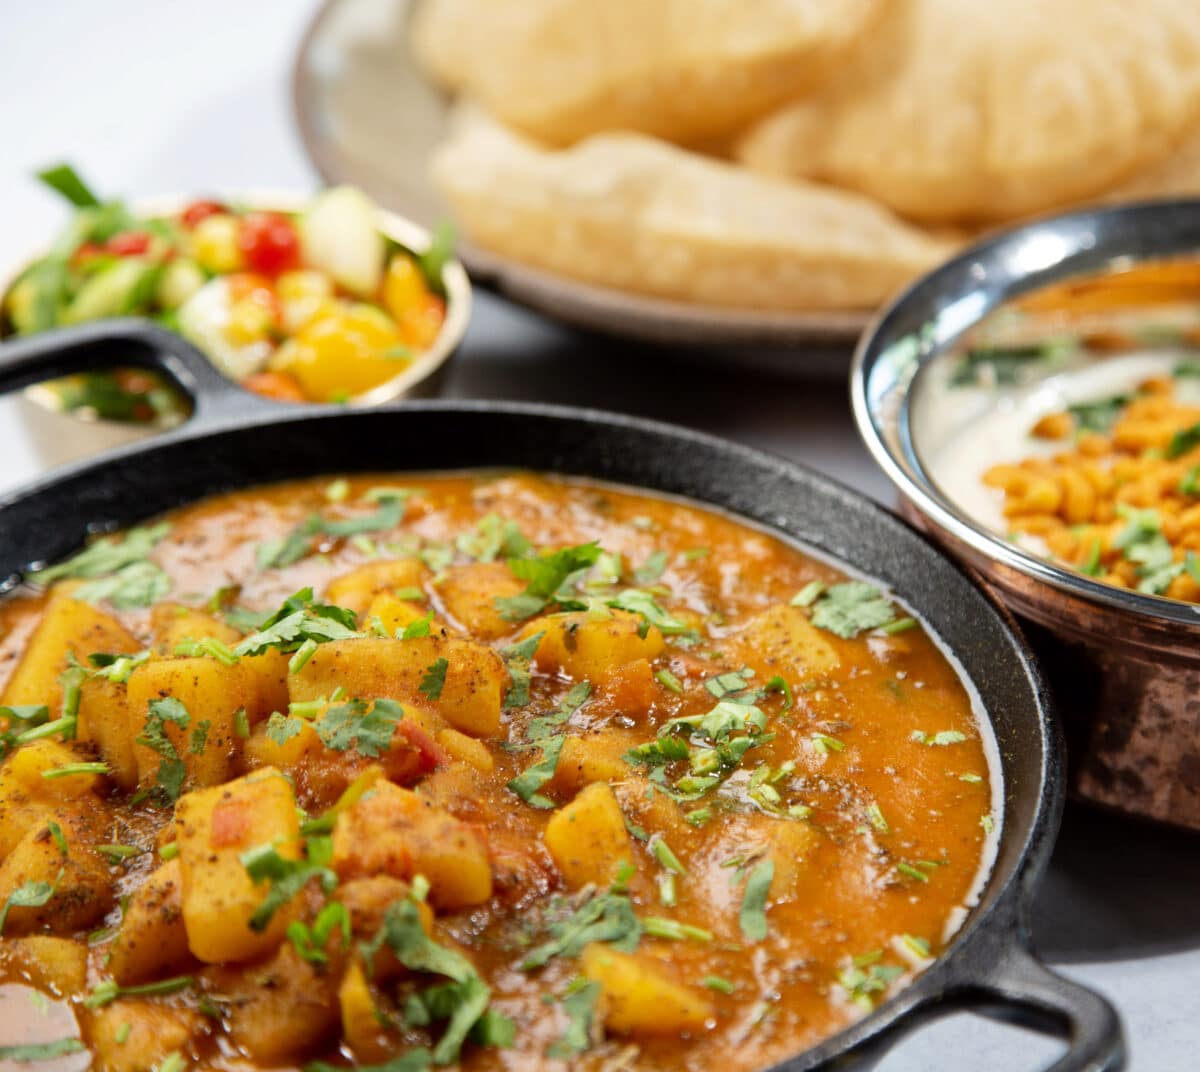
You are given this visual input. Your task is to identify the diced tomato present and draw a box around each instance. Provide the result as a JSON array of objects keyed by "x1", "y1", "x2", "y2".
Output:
[
  {"x1": 181, "y1": 199, "x2": 226, "y2": 229},
  {"x1": 395, "y1": 721, "x2": 447, "y2": 774},
  {"x1": 71, "y1": 241, "x2": 106, "y2": 267},
  {"x1": 210, "y1": 800, "x2": 252, "y2": 848},
  {"x1": 106, "y1": 231, "x2": 152, "y2": 257},
  {"x1": 237, "y1": 212, "x2": 302, "y2": 276},
  {"x1": 241, "y1": 371, "x2": 307, "y2": 404}
]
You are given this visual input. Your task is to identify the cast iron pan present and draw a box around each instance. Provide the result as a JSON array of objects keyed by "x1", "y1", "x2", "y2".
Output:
[{"x1": 0, "y1": 321, "x2": 1124, "y2": 1072}]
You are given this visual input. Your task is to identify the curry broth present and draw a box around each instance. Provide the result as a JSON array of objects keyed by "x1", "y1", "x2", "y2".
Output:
[{"x1": 0, "y1": 473, "x2": 996, "y2": 1072}]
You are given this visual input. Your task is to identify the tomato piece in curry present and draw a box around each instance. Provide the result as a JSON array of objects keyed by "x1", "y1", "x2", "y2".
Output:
[{"x1": 0, "y1": 474, "x2": 997, "y2": 1071}]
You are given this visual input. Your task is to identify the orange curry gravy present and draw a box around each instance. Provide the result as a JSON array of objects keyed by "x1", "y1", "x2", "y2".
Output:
[{"x1": 0, "y1": 473, "x2": 997, "y2": 1072}]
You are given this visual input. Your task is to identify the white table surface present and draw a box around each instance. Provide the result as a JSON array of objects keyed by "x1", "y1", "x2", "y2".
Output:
[{"x1": 3, "y1": 3, "x2": 1198, "y2": 1068}]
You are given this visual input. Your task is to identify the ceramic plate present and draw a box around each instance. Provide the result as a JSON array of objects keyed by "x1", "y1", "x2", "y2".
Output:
[{"x1": 292, "y1": 0, "x2": 874, "y2": 351}]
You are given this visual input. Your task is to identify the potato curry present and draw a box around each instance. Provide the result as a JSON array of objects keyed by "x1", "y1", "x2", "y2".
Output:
[{"x1": 0, "y1": 473, "x2": 996, "y2": 1072}]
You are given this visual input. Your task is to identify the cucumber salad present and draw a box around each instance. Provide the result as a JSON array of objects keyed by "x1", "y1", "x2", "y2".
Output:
[{"x1": 2, "y1": 166, "x2": 453, "y2": 420}]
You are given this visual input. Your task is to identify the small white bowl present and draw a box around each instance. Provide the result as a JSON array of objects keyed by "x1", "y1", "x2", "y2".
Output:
[{"x1": 2, "y1": 189, "x2": 472, "y2": 469}]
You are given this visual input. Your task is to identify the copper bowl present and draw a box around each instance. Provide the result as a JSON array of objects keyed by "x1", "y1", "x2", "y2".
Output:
[{"x1": 852, "y1": 199, "x2": 1200, "y2": 830}]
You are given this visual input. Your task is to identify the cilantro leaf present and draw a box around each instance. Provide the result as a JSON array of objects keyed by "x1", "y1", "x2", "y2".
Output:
[
  {"x1": 136, "y1": 697, "x2": 189, "y2": 802},
  {"x1": 501, "y1": 632, "x2": 543, "y2": 709},
  {"x1": 240, "y1": 842, "x2": 338, "y2": 931},
  {"x1": 0, "y1": 1040, "x2": 86, "y2": 1061},
  {"x1": 548, "y1": 980, "x2": 602, "y2": 1058},
  {"x1": 520, "y1": 890, "x2": 642, "y2": 969},
  {"x1": 607, "y1": 588, "x2": 693, "y2": 636},
  {"x1": 633, "y1": 550, "x2": 668, "y2": 585},
  {"x1": 265, "y1": 712, "x2": 304, "y2": 747},
  {"x1": 1167, "y1": 422, "x2": 1200, "y2": 459},
  {"x1": 455, "y1": 514, "x2": 531, "y2": 562},
  {"x1": 527, "y1": 682, "x2": 591, "y2": 743},
  {"x1": 286, "y1": 901, "x2": 350, "y2": 965},
  {"x1": 1067, "y1": 394, "x2": 1131, "y2": 435},
  {"x1": 739, "y1": 859, "x2": 774, "y2": 942},
  {"x1": 315, "y1": 699, "x2": 403, "y2": 758},
  {"x1": 31, "y1": 522, "x2": 169, "y2": 584},
  {"x1": 188, "y1": 720, "x2": 210, "y2": 755},
  {"x1": 419, "y1": 658, "x2": 449, "y2": 702},
  {"x1": 75, "y1": 560, "x2": 170, "y2": 610},
  {"x1": 495, "y1": 543, "x2": 602, "y2": 621},
  {"x1": 233, "y1": 588, "x2": 359, "y2": 656},
  {"x1": 364, "y1": 898, "x2": 477, "y2": 983},
  {"x1": 507, "y1": 736, "x2": 565, "y2": 809},
  {"x1": 0, "y1": 870, "x2": 63, "y2": 934},
  {"x1": 810, "y1": 582, "x2": 897, "y2": 638},
  {"x1": 319, "y1": 494, "x2": 408, "y2": 537},
  {"x1": 306, "y1": 1054, "x2": 431, "y2": 1072}
]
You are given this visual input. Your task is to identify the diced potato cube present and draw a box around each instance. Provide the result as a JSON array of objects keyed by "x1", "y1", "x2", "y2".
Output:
[
  {"x1": 0, "y1": 935, "x2": 87, "y2": 994},
  {"x1": 150, "y1": 603, "x2": 240, "y2": 653},
  {"x1": 4, "y1": 739, "x2": 104, "y2": 799},
  {"x1": 736, "y1": 604, "x2": 839, "y2": 679},
  {"x1": 767, "y1": 820, "x2": 822, "y2": 901},
  {"x1": 543, "y1": 782, "x2": 632, "y2": 889},
  {"x1": 332, "y1": 780, "x2": 491, "y2": 909},
  {"x1": 596, "y1": 658, "x2": 658, "y2": 720},
  {"x1": 88, "y1": 1000, "x2": 203, "y2": 1072},
  {"x1": 364, "y1": 592, "x2": 430, "y2": 636},
  {"x1": 581, "y1": 944, "x2": 713, "y2": 1035},
  {"x1": 76, "y1": 676, "x2": 137, "y2": 790},
  {"x1": 127, "y1": 657, "x2": 254, "y2": 791},
  {"x1": 290, "y1": 637, "x2": 507, "y2": 737},
  {"x1": 107, "y1": 858, "x2": 193, "y2": 985},
  {"x1": 522, "y1": 610, "x2": 664, "y2": 683},
  {"x1": 243, "y1": 650, "x2": 291, "y2": 724},
  {"x1": 1, "y1": 597, "x2": 139, "y2": 714},
  {"x1": 339, "y1": 960, "x2": 391, "y2": 1061},
  {"x1": 325, "y1": 558, "x2": 427, "y2": 617},
  {"x1": 436, "y1": 727, "x2": 494, "y2": 773},
  {"x1": 546, "y1": 733, "x2": 635, "y2": 797},
  {"x1": 436, "y1": 562, "x2": 524, "y2": 640},
  {"x1": 174, "y1": 767, "x2": 300, "y2": 963},
  {"x1": 0, "y1": 813, "x2": 113, "y2": 934},
  {"x1": 243, "y1": 717, "x2": 321, "y2": 771},
  {"x1": 213, "y1": 942, "x2": 341, "y2": 1062}
]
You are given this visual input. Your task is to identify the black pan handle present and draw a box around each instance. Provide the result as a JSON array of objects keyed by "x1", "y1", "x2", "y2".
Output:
[
  {"x1": 836, "y1": 927, "x2": 1124, "y2": 1072},
  {"x1": 0, "y1": 318, "x2": 278, "y2": 429},
  {"x1": 968, "y1": 940, "x2": 1124, "y2": 1072}
]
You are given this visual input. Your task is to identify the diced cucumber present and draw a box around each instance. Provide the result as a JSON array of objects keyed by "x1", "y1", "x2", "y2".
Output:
[
  {"x1": 62, "y1": 257, "x2": 160, "y2": 325},
  {"x1": 157, "y1": 258, "x2": 206, "y2": 310},
  {"x1": 299, "y1": 186, "x2": 385, "y2": 297},
  {"x1": 6, "y1": 260, "x2": 69, "y2": 334},
  {"x1": 177, "y1": 277, "x2": 271, "y2": 382}
]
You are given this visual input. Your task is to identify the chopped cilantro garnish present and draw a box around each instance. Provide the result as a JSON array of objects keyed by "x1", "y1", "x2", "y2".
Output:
[
  {"x1": 315, "y1": 699, "x2": 403, "y2": 757},
  {"x1": 790, "y1": 581, "x2": 825, "y2": 607},
  {"x1": 547, "y1": 979, "x2": 601, "y2": 1058},
  {"x1": 810, "y1": 582, "x2": 897, "y2": 638},
  {"x1": 455, "y1": 514, "x2": 531, "y2": 562},
  {"x1": 0, "y1": 870, "x2": 62, "y2": 934},
  {"x1": 654, "y1": 668, "x2": 683, "y2": 694},
  {"x1": 507, "y1": 736, "x2": 565, "y2": 808},
  {"x1": 286, "y1": 901, "x2": 350, "y2": 964},
  {"x1": 838, "y1": 959, "x2": 904, "y2": 1010},
  {"x1": 0, "y1": 1040, "x2": 86, "y2": 1061},
  {"x1": 526, "y1": 681, "x2": 591, "y2": 743},
  {"x1": 265, "y1": 711, "x2": 304, "y2": 747},
  {"x1": 1167, "y1": 422, "x2": 1200, "y2": 459},
  {"x1": 240, "y1": 840, "x2": 338, "y2": 931},
  {"x1": 83, "y1": 974, "x2": 194, "y2": 1009},
  {"x1": 739, "y1": 860, "x2": 774, "y2": 942},
  {"x1": 31, "y1": 522, "x2": 169, "y2": 585},
  {"x1": 642, "y1": 917, "x2": 712, "y2": 942},
  {"x1": 1067, "y1": 394, "x2": 1131, "y2": 435},
  {"x1": 136, "y1": 696, "x2": 190, "y2": 802},
  {"x1": 521, "y1": 889, "x2": 642, "y2": 969},
  {"x1": 633, "y1": 550, "x2": 668, "y2": 585},
  {"x1": 495, "y1": 542, "x2": 602, "y2": 621},
  {"x1": 701, "y1": 976, "x2": 735, "y2": 994},
  {"x1": 233, "y1": 588, "x2": 359, "y2": 657},
  {"x1": 419, "y1": 658, "x2": 449, "y2": 702},
  {"x1": 500, "y1": 632, "x2": 543, "y2": 709}
]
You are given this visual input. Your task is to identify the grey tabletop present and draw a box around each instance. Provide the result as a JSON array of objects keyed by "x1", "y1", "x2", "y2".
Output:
[{"x1": 3, "y1": 1, "x2": 1199, "y2": 1067}]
